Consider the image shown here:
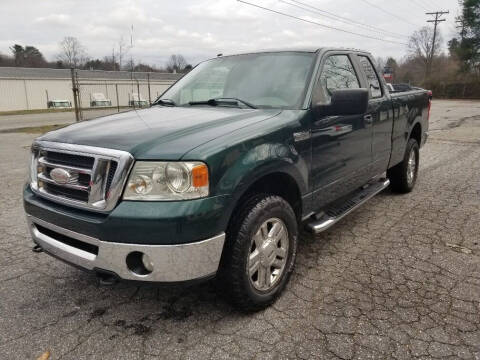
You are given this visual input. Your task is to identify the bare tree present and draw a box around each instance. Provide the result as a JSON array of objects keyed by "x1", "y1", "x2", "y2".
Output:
[
  {"x1": 125, "y1": 57, "x2": 135, "y2": 72},
  {"x1": 57, "y1": 37, "x2": 88, "y2": 68},
  {"x1": 166, "y1": 54, "x2": 189, "y2": 73},
  {"x1": 408, "y1": 26, "x2": 442, "y2": 78}
]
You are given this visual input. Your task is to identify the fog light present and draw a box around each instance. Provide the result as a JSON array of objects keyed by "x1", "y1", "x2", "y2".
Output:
[
  {"x1": 126, "y1": 251, "x2": 152, "y2": 275},
  {"x1": 142, "y1": 253, "x2": 154, "y2": 272}
]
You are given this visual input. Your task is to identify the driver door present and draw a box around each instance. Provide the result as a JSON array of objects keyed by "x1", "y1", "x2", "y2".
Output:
[{"x1": 311, "y1": 53, "x2": 373, "y2": 208}]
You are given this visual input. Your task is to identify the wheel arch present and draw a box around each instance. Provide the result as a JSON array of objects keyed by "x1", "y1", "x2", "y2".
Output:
[
  {"x1": 409, "y1": 121, "x2": 422, "y2": 146},
  {"x1": 232, "y1": 170, "x2": 304, "y2": 222},
  {"x1": 216, "y1": 164, "x2": 304, "y2": 241}
]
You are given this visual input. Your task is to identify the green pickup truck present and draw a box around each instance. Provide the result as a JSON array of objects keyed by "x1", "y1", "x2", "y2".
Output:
[{"x1": 24, "y1": 48, "x2": 430, "y2": 311}]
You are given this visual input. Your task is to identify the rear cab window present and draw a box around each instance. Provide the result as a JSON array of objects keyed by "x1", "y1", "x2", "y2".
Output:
[{"x1": 358, "y1": 56, "x2": 383, "y2": 99}]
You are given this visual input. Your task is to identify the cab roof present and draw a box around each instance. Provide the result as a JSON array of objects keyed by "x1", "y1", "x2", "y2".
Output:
[{"x1": 218, "y1": 47, "x2": 372, "y2": 57}]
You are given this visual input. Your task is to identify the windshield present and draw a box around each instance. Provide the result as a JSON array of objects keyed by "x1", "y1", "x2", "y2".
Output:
[{"x1": 159, "y1": 52, "x2": 316, "y2": 109}]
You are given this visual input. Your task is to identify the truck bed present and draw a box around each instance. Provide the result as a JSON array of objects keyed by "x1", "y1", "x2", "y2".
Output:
[{"x1": 388, "y1": 89, "x2": 430, "y2": 168}]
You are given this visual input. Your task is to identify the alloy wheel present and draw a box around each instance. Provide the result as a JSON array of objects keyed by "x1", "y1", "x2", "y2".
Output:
[{"x1": 247, "y1": 217, "x2": 289, "y2": 291}]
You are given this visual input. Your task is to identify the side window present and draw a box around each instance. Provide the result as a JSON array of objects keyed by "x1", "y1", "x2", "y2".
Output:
[
  {"x1": 358, "y1": 56, "x2": 382, "y2": 98},
  {"x1": 318, "y1": 55, "x2": 360, "y2": 103}
]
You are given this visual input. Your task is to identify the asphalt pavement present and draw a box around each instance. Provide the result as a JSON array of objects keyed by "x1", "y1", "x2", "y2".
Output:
[
  {"x1": 0, "y1": 100, "x2": 479, "y2": 359},
  {"x1": 0, "y1": 108, "x2": 132, "y2": 131}
]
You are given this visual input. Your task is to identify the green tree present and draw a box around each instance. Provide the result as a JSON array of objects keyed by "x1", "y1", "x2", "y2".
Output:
[
  {"x1": 451, "y1": 0, "x2": 480, "y2": 73},
  {"x1": 9, "y1": 44, "x2": 47, "y2": 67},
  {"x1": 10, "y1": 44, "x2": 25, "y2": 66},
  {"x1": 24, "y1": 46, "x2": 47, "y2": 67},
  {"x1": 448, "y1": 38, "x2": 460, "y2": 56},
  {"x1": 386, "y1": 57, "x2": 398, "y2": 70}
]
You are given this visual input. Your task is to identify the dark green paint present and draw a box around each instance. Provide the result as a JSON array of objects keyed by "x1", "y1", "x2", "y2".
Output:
[{"x1": 26, "y1": 48, "x2": 430, "y2": 245}]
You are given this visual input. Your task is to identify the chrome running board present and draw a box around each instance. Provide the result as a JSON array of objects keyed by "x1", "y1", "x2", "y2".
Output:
[{"x1": 306, "y1": 178, "x2": 390, "y2": 234}]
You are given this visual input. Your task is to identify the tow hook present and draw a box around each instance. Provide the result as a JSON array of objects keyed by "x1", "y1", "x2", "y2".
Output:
[
  {"x1": 32, "y1": 244, "x2": 43, "y2": 253},
  {"x1": 96, "y1": 271, "x2": 118, "y2": 286}
]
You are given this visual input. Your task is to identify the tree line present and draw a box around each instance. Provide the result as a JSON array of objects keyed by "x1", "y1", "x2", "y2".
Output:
[
  {"x1": 0, "y1": 0, "x2": 478, "y2": 97},
  {"x1": 0, "y1": 36, "x2": 192, "y2": 73},
  {"x1": 377, "y1": 0, "x2": 479, "y2": 98}
]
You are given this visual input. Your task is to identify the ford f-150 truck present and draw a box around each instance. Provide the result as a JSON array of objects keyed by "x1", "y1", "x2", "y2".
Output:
[{"x1": 24, "y1": 48, "x2": 430, "y2": 311}]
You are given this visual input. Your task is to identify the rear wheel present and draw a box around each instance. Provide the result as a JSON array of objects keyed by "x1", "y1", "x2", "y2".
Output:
[
  {"x1": 219, "y1": 194, "x2": 298, "y2": 312},
  {"x1": 387, "y1": 138, "x2": 419, "y2": 193}
]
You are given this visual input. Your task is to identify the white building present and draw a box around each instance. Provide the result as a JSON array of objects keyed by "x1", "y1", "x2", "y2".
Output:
[{"x1": 0, "y1": 67, "x2": 182, "y2": 112}]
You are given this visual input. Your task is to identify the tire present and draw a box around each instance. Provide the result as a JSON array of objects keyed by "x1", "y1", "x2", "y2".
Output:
[
  {"x1": 387, "y1": 138, "x2": 419, "y2": 193},
  {"x1": 218, "y1": 194, "x2": 298, "y2": 312}
]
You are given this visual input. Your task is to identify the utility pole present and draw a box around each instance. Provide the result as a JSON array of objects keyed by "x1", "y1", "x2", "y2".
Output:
[
  {"x1": 426, "y1": 11, "x2": 449, "y2": 77},
  {"x1": 456, "y1": 18, "x2": 466, "y2": 41}
]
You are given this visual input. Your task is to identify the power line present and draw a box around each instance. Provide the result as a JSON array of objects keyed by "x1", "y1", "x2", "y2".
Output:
[
  {"x1": 357, "y1": 0, "x2": 421, "y2": 27},
  {"x1": 407, "y1": 0, "x2": 431, "y2": 12},
  {"x1": 422, "y1": 0, "x2": 439, "y2": 9},
  {"x1": 279, "y1": 0, "x2": 409, "y2": 39},
  {"x1": 284, "y1": 0, "x2": 409, "y2": 38},
  {"x1": 237, "y1": 0, "x2": 408, "y2": 45}
]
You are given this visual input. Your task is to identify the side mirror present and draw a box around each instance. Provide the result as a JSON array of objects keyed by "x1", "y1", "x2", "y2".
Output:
[{"x1": 314, "y1": 88, "x2": 369, "y2": 116}]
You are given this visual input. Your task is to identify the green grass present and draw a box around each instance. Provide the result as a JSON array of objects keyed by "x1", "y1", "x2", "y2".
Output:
[
  {"x1": 0, "y1": 108, "x2": 74, "y2": 116},
  {"x1": 0, "y1": 124, "x2": 69, "y2": 134},
  {"x1": 0, "y1": 106, "x2": 135, "y2": 116}
]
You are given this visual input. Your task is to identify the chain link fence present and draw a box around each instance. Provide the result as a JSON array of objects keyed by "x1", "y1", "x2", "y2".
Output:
[
  {"x1": 0, "y1": 67, "x2": 181, "y2": 116},
  {"x1": 72, "y1": 69, "x2": 181, "y2": 121}
]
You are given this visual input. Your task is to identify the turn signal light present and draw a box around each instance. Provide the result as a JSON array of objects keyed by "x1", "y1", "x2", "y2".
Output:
[{"x1": 192, "y1": 164, "x2": 209, "y2": 188}]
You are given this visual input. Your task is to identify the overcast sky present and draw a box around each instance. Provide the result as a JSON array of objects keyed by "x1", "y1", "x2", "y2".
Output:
[{"x1": 0, "y1": 0, "x2": 460, "y2": 67}]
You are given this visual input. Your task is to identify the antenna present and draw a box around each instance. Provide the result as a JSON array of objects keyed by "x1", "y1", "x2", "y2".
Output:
[
  {"x1": 130, "y1": 24, "x2": 134, "y2": 47},
  {"x1": 130, "y1": 24, "x2": 134, "y2": 73}
]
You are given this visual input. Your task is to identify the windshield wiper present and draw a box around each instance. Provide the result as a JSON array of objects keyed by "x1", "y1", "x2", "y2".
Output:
[
  {"x1": 152, "y1": 98, "x2": 176, "y2": 107},
  {"x1": 189, "y1": 97, "x2": 257, "y2": 109}
]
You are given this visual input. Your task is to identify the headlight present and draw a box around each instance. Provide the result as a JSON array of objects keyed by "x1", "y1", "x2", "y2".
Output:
[
  {"x1": 123, "y1": 161, "x2": 209, "y2": 201},
  {"x1": 29, "y1": 146, "x2": 40, "y2": 190}
]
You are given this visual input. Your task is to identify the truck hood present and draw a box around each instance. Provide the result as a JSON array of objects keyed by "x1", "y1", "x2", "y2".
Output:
[{"x1": 39, "y1": 106, "x2": 281, "y2": 159}]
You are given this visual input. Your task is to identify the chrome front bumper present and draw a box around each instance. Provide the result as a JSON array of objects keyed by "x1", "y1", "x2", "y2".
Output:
[{"x1": 26, "y1": 215, "x2": 226, "y2": 282}]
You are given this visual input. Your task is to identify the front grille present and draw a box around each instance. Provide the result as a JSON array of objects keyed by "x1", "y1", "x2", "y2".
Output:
[
  {"x1": 30, "y1": 141, "x2": 134, "y2": 212},
  {"x1": 105, "y1": 161, "x2": 118, "y2": 195},
  {"x1": 35, "y1": 224, "x2": 99, "y2": 255},
  {"x1": 77, "y1": 173, "x2": 91, "y2": 187},
  {"x1": 44, "y1": 182, "x2": 89, "y2": 202},
  {"x1": 45, "y1": 151, "x2": 94, "y2": 168}
]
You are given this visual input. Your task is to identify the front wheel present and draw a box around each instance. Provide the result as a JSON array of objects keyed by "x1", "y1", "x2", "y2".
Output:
[
  {"x1": 387, "y1": 138, "x2": 419, "y2": 193},
  {"x1": 219, "y1": 194, "x2": 298, "y2": 312}
]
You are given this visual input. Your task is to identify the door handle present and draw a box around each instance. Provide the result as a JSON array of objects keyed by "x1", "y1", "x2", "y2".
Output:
[{"x1": 364, "y1": 114, "x2": 373, "y2": 124}]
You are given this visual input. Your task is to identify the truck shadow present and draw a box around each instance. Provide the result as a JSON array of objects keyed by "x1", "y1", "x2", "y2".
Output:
[{"x1": 23, "y1": 188, "x2": 400, "y2": 347}]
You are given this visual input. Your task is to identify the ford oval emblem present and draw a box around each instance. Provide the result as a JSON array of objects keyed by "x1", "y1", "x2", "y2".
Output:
[{"x1": 50, "y1": 168, "x2": 71, "y2": 185}]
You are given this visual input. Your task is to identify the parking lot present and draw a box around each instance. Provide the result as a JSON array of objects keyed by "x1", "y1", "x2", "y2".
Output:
[
  {"x1": 0, "y1": 108, "x2": 131, "y2": 132},
  {"x1": 0, "y1": 100, "x2": 479, "y2": 359}
]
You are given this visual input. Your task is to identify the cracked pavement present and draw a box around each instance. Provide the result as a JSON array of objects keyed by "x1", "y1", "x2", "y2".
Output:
[{"x1": 1, "y1": 100, "x2": 479, "y2": 359}]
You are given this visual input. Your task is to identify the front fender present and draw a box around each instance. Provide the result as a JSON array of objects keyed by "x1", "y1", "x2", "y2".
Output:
[
  {"x1": 207, "y1": 141, "x2": 309, "y2": 231},
  {"x1": 216, "y1": 142, "x2": 308, "y2": 197}
]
